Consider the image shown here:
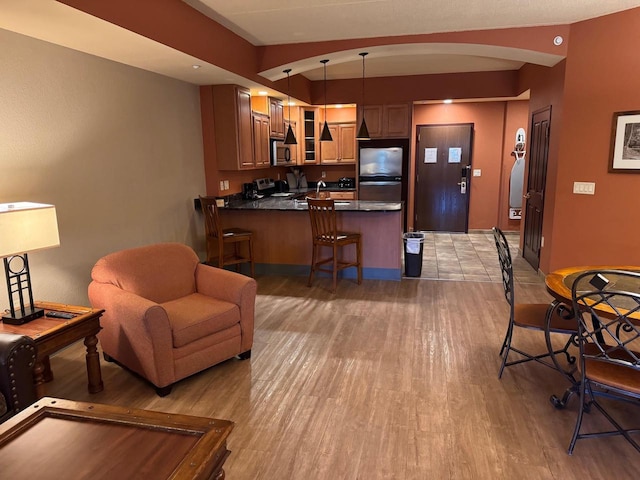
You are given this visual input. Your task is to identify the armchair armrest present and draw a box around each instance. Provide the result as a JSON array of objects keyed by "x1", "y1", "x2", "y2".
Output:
[
  {"x1": 195, "y1": 265, "x2": 257, "y2": 352},
  {"x1": 88, "y1": 282, "x2": 175, "y2": 387},
  {"x1": 0, "y1": 333, "x2": 37, "y2": 420}
]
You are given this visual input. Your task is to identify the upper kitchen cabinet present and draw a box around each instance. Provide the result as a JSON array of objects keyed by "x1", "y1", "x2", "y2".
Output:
[
  {"x1": 300, "y1": 107, "x2": 320, "y2": 165},
  {"x1": 320, "y1": 123, "x2": 356, "y2": 164},
  {"x1": 358, "y1": 104, "x2": 411, "y2": 138},
  {"x1": 252, "y1": 112, "x2": 270, "y2": 168},
  {"x1": 205, "y1": 85, "x2": 254, "y2": 170},
  {"x1": 269, "y1": 98, "x2": 285, "y2": 139}
]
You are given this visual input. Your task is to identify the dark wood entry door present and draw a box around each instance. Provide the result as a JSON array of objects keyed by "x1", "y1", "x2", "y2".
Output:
[
  {"x1": 523, "y1": 107, "x2": 551, "y2": 270},
  {"x1": 414, "y1": 124, "x2": 473, "y2": 232}
]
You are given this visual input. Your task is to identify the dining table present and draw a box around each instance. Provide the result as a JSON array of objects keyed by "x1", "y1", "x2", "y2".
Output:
[{"x1": 543, "y1": 265, "x2": 640, "y2": 408}]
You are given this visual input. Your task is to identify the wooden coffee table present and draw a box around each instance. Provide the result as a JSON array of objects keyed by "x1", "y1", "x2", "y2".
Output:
[
  {"x1": 0, "y1": 301, "x2": 104, "y2": 397},
  {"x1": 0, "y1": 397, "x2": 234, "y2": 479}
]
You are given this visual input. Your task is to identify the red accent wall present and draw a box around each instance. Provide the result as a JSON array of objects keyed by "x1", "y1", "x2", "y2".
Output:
[{"x1": 522, "y1": 7, "x2": 640, "y2": 273}]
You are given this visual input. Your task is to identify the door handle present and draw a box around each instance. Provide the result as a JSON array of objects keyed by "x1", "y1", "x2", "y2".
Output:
[
  {"x1": 457, "y1": 180, "x2": 467, "y2": 194},
  {"x1": 523, "y1": 193, "x2": 531, "y2": 199}
]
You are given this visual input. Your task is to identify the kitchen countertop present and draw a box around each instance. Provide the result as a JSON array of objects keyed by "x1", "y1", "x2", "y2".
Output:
[{"x1": 223, "y1": 190, "x2": 401, "y2": 212}]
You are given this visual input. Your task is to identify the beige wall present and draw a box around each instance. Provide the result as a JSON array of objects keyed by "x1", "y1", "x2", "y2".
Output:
[{"x1": 0, "y1": 29, "x2": 206, "y2": 306}]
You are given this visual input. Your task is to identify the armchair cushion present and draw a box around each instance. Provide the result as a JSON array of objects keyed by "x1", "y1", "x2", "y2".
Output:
[{"x1": 163, "y1": 293, "x2": 240, "y2": 348}]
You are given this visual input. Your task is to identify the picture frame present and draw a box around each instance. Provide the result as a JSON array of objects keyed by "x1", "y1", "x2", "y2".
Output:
[{"x1": 609, "y1": 110, "x2": 640, "y2": 173}]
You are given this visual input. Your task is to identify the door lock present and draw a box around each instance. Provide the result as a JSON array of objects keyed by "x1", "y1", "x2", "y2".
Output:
[{"x1": 457, "y1": 180, "x2": 467, "y2": 194}]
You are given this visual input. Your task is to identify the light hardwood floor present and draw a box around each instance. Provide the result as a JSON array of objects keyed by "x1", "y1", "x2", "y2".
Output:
[{"x1": 45, "y1": 275, "x2": 640, "y2": 479}]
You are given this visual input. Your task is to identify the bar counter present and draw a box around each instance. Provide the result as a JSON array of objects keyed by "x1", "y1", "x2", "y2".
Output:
[{"x1": 217, "y1": 193, "x2": 403, "y2": 281}]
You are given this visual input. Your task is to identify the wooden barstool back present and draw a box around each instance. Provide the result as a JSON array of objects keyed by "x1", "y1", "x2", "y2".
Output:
[
  {"x1": 307, "y1": 198, "x2": 362, "y2": 293},
  {"x1": 199, "y1": 196, "x2": 255, "y2": 277}
]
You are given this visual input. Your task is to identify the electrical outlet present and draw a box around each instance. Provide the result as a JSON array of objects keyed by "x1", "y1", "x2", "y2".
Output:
[
  {"x1": 219, "y1": 180, "x2": 224, "y2": 191},
  {"x1": 223, "y1": 180, "x2": 229, "y2": 190},
  {"x1": 321, "y1": 171, "x2": 326, "y2": 178}
]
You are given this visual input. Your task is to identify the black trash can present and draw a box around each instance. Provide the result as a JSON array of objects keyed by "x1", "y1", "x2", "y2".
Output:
[{"x1": 403, "y1": 232, "x2": 425, "y2": 277}]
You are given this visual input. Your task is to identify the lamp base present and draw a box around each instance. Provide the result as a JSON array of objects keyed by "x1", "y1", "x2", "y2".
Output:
[{"x1": 2, "y1": 307, "x2": 45, "y2": 325}]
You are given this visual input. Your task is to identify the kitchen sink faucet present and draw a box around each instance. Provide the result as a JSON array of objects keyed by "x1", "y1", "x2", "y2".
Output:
[{"x1": 316, "y1": 180, "x2": 326, "y2": 196}]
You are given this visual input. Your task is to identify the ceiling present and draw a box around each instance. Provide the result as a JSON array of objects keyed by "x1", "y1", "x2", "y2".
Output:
[{"x1": 2, "y1": 0, "x2": 640, "y2": 95}]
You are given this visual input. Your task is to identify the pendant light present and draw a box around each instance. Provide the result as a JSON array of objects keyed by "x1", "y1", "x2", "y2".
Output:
[
  {"x1": 283, "y1": 68, "x2": 297, "y2": 145},
  {"x1": 319, "y1": 59, "x2": 333, "y2": 142},
  {"x1": 356, "y1": 52, "x2": 370, "y2": 140}
]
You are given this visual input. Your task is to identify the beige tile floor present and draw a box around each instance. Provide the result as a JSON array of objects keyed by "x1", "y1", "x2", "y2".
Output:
[{"x1": 403, "y1": 230, "x2": 542, "y2": 284}]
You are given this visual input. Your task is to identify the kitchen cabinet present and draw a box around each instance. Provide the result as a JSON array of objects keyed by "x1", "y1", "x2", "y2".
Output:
[
  {"x1": 209, "y1": 85, "x2": 254, "y2": 170},
  {"x1": 358, "y1": 104, "x2": 411, "y2": 138},
  {"x1": 252, "y1": 112, "x2": 270, "y2": 167},
  {"x1": 269, "y1": 97, "x2": 284, "y2": 139},
  {"x1": 300, "y1": 107, "x2": 320, "y2": 165},
  {"x1": 320, "y1": 123, "x2": 356, "y2": 164}
]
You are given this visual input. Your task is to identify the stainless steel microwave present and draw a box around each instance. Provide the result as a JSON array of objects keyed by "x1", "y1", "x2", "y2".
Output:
[{"x1": 270, "y1": 139, "x2": 295, "y2": 166}]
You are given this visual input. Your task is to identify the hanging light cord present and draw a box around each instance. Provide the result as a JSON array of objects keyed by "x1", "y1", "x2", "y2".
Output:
[
  {"x1": 322, "y1": 59, "x2": 329, "y2": 110},
  {"x1": 360, "y1": 53, "x2": 368, "y2": 117},
  {"x1": 285, "y1": 68, "x2": 292, "y2": 124}
]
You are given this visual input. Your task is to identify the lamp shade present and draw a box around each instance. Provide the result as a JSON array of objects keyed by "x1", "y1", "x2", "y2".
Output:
[{"x1": 0, "y1": 203, "x2": 60, "y2": 258}]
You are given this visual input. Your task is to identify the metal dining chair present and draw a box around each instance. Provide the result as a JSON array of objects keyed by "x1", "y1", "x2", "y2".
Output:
[
  {"x1": 567, "y1": 269, "x2": 640, "y2": 454},
  {"x1": 307, "y1": 198, "x2": 362, "y2": 293},
  {"x1": 492, "y1": 227, "x2": 578, "y2": 378},
  {"x1": 200, "y1": 196, "x2": 254, "y2": 277}
]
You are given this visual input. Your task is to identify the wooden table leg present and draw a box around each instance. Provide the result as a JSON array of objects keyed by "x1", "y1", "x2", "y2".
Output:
[
  {"x1": 84, "y1": 334, "x2": 104, "y2": 393},
  {"x1": 33, "y1": 360, "x2": 47, "y2": 399},
  {"x1": 42, "y1": 355, "x2": 54, "y2": 383}
]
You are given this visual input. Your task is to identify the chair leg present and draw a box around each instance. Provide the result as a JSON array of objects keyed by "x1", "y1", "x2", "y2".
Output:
[
  {"x1": 356, "y1": 236, "x2": 363, "y2": 285},
  {"x1": 332, "y1": 243, "x2": 338, "y2": 293},
  {"x1": 248, "y1": 237, "x2": 255, "y2": 277},
  {"x1": 568, "y1": 379, "x2": 589, "y2": 454},
  {"x1": 218, "y1": 239, "x2": 225, "y2": 269},
  {"x1": 155, "y1": 385, "x2": 173, "y2": 397},
  {"x1": 308, "y1": 244, "x2": 317, "y2": 287},
  {"x1": 498, "y1": 322, "x2": 514, "y2": 379}
]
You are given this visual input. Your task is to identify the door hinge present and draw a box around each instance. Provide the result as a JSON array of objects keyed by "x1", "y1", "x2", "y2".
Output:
[{"x1": 417, "y1": 133, "x2": 420, "y2": 143}]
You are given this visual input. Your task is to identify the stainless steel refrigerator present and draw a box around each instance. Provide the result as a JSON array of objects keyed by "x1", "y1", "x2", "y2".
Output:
[{"x1": 358, "y1": 146, "x2": 403, "y2": 201}]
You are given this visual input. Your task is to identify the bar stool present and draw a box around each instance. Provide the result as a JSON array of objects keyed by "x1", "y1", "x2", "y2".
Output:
[
  {"x1": 307, "y1": 198, "x2": 362, "y2": 293},
  {"x1": 199, "y1": 196, "x2": 254, "y2": 277}
]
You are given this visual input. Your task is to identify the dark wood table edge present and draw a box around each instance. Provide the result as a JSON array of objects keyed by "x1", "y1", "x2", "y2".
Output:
[{"x1": 0, "y1": 397, "x2": 234, "y2": 480}]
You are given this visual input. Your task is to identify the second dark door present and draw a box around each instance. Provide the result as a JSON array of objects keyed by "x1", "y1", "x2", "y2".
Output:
[
  {"x1": 522, "y1": 107, "x2": 551, "y2": 270},
  {"x1": 414, "y1": 124, "x2": 474, "y2": 232}
]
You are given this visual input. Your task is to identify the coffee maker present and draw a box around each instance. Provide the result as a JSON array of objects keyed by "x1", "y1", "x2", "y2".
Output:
[{"x1": 242, "y1": 182, "x2": 258, "y2": 200}]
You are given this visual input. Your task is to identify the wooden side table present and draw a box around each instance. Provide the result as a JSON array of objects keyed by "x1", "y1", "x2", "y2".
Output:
[{"x1": 0, "y1": 302, "x2": 104, "y2": 397}]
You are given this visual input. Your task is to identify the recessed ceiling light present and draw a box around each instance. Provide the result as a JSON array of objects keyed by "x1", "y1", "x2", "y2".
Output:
[
  {"x1": 192, "y1": 64, "x2": 201, "y2": 69},
  {"x1": 258, "y1": 91, "x2": 268, "y2": 96},
  {"x1": 443, "y1": 99, "x2": 453, "y2": 104}
]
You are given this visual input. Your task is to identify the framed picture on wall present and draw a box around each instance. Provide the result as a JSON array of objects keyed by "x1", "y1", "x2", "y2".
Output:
[{"x1": 609, "y1": 110, "x2": 640, "y2": 172}]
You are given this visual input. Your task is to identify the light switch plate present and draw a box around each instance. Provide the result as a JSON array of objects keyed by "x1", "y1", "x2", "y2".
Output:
[
  {"x1": 573, "y1": 181, "x2": 595, "y2": 195},
  {"x1": 473, "y1": 169, "x2": 481, "y2": 177}
]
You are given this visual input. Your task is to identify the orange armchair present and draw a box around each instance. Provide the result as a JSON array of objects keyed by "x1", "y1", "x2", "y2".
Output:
[{"x1": 88, "y1": 243, "x2": 256, "y2": 396}]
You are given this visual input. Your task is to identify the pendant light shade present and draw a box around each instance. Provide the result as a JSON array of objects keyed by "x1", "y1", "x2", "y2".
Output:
[
  {"x1": 356, "y1": 52, "x2": 371, "y2": 140},
  {"x1": 320, "y1": 59, "x2": 333, "y2": 142},
  {"x1": 283, "y1": 68, "x2": 297, "y2": 145}
]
